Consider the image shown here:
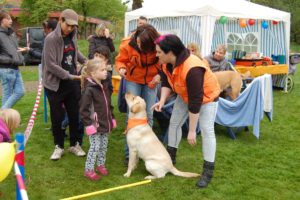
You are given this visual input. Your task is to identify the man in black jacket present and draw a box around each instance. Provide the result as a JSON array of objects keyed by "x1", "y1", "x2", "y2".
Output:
[{"x1": 0, "y1": 11, "x2": 27, "y2": 108}]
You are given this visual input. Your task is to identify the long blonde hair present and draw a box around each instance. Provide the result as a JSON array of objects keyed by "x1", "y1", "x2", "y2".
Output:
[
  {"x1": 80, "y1": 58, "x2": 106, "y2": 89},
  {"x1": 0, "y1": 108, "x2": 21, "y2": 135},
  {"x1": 187, "y1": 42, "x2": 202, "y2": 59}
]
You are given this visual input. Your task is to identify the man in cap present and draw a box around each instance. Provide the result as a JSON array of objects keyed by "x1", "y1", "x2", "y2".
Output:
[{"x1": 42, "y1": 9, "x2": 87, "y2": 160}]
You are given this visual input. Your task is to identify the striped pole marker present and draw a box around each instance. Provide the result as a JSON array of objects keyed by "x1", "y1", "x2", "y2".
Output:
[
  {"x1": 14, "y1": 163, "x2": 28, "y2": 200},
  {"x1": 15, "y1": 133, "x2": 26, "y2": 200}
]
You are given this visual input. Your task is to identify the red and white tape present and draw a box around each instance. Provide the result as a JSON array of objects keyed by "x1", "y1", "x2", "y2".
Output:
[{"x1": 24, "y1": 81, "x2": 43, "y2": 146}]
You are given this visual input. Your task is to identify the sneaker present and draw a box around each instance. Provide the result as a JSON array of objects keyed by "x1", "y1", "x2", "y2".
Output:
[
  {"x1": 50, "y1": 145, "x2": 64, "y2": 160},
  {"x1": 97, "y1": 165, "x2": 108, "y2": 176},
  {"x1": 69, "y1": 142, "x2": 86, "y2": 156},
  {"x1": 84, "y1": 171, "x2": 101, "y2": 181}
]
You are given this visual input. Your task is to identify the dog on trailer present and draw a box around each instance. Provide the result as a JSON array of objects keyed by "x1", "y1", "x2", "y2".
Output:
[{"x1": 214, "y1": 71, "x2": 251, "y2": 100}]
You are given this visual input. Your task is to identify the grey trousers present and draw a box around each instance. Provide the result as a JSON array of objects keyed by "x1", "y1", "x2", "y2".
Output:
[{"x1": 168, "y1": 95, "x2": 218, "y2": 162}]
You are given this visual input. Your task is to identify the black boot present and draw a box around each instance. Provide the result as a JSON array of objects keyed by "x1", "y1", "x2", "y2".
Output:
[
  {"x1": 166, "y1": 146, "x2": 177, "y2": 164},
  {"x1": 196, "y1": 160, "x2": 215, "y2": 188}
]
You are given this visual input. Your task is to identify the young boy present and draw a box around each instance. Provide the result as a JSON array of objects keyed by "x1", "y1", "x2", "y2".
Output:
[{"x1": 93, "y1": 45, "x2": 113, "y2": 96}]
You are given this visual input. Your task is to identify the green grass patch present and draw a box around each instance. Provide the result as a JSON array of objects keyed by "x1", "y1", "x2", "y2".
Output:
[
  {"x1": 291, "y1": 42, "x2": 300, "y2": 53},
  {"x1": 20, "y1": 66, "x2": 39, "y2": 81},
  {"x1": 0, "y1": 66, "x2": 299, "y2": 200}
]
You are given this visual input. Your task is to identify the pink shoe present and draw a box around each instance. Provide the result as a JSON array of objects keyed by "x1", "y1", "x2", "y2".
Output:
[
  {"x1": 97, "y1": 165, "x2": 108, "y2": 176},
  {"x1": 84, "y1": 171, "x2": 101, "y2": 181}
]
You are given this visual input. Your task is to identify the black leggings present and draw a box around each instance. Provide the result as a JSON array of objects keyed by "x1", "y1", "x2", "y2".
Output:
[{"x1": 45, "y1": 81, "x2": 81, "y2": 148}]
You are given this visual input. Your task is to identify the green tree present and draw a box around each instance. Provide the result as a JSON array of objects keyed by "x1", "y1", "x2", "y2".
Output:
[
  {"x1": 0, "y1": 0, "x2": 8, "y2": 10},
  {"x1": 19, "y1": 0, "x2": 126, "y2": 38},
  {"x1": 19, "y1": 0, "x2": 63, "y2": 26},
  {"x1": 64, "y1": 0, "x2": 126, "y2": 37},
  {"x1": 252, "y1": 0, "x2": 300, "y2": 44}
]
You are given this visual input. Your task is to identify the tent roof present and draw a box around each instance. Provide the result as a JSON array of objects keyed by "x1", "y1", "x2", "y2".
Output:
[{"x1": 126, "y1": 0, "x2": 290, "y2": 23}]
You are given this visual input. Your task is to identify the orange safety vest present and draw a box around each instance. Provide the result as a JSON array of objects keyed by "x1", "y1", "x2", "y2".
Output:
[
  {"x1": 162, "y1": 55, "x2": 220, "y2": 104},
  {"x1": 115, "y1": 37, "x2": 160, "y2": 84}
]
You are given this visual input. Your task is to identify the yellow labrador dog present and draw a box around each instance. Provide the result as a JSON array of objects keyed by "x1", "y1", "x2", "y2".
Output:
[
  {"x1": 124, "y1": 92, "x2": 200, "y2": 180},
  {"x1": 214, "y1": 71, "x2": 251, "y2": 100}
]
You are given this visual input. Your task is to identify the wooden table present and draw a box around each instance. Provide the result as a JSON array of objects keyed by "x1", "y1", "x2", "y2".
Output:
[{"x1": 235, "y1": 64, "x2": 288, "y2": 77}]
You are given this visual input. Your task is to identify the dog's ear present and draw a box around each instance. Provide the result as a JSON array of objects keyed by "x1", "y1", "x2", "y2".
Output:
[{"x1": 130, "y1": 102, "x2": 140, "y2": 113}]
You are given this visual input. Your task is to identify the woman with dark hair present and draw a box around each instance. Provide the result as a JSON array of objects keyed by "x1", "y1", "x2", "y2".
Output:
[
  {"x1": 115, "y1": 24, "x2": 160, "y2": 165},
  {"x1": 152, "y1": 34, "x2": 220, "y2": 188},
  {"x1": 0, "y1": 10, "x2": 27, "y2": 108}
]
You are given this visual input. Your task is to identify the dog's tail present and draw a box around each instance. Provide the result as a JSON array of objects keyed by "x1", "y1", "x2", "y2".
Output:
[{"x1": 170, "y1": 167, "x2": 200, "y2": 178}]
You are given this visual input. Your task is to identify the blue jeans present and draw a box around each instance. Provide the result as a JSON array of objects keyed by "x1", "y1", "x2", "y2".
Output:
[
  {"x1": 168, "y1": 95, "x2": 218, "y2": 162},
  {"x1": 0, "y1": 68, "x2": 25, "y2": 108},
  {"x1": 124, "y1": 80, "x2": 157, "y2": 158}
]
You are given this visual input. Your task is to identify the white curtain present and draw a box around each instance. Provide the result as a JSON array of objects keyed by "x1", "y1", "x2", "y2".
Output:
[{"x1": 200, "y1": 16, "x2": 216, "y2": 57}]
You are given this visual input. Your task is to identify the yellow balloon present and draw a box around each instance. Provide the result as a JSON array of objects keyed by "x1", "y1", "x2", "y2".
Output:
[{"x1": 0, "y1": 142, "x2": 15, "y2": 182}]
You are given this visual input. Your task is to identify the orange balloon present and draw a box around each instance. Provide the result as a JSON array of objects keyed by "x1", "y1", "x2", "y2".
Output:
[{"x1": 240, "y1": 19, "x2": 247, "y2": 28}]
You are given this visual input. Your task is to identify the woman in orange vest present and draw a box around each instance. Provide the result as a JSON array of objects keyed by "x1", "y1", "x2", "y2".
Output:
[
  {"x1": 153, "y1": 34, "x2": 220, "y2": 188},
  {"x1": 115, "y1": 24, "x2": 161, "y2": 165}
]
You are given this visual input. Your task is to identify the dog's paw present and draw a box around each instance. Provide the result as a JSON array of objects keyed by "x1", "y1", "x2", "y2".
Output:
[{"x1": 123, "y1": 172, "x2": 131, "y2": 177}]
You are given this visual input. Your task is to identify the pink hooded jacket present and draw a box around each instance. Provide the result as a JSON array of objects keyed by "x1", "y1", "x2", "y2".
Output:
[{"x1": 0, "y1": 118, "x2": 10, "y2": 143}]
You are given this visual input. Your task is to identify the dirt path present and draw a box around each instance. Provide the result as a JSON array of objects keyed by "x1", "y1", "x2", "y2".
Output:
[{"x1": 0, "y1": 81, "x2": 39, "y2": 95}]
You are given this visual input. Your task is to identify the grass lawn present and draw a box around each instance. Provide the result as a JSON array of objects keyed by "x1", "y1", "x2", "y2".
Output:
[{"x1": 0, "y1": 65, "x2": 299, "y2": 200}]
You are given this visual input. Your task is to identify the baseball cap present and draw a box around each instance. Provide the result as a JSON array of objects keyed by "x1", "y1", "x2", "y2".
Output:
[{"x1": 61, "y1": 9, "x2": 78, "y2": 26}]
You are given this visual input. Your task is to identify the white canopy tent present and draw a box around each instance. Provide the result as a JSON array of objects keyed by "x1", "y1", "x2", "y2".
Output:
[{"x1": 125, "y1": 0, "x2": 290, "y2": 62}]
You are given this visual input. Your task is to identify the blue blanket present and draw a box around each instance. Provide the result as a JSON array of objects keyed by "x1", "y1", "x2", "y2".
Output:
[{"x1": 215, "y1": 75, "x2": 273, "y2": 139}]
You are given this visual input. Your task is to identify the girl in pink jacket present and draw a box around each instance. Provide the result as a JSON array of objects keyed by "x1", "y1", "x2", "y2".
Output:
[{"x1": 0, "y1": 108, "x2": 21, "y2": 143}]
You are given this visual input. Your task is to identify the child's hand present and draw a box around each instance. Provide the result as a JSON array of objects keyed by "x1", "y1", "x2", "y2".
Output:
[{"x1": 112, "y1": 119, "x2": 117, "y2": 129}]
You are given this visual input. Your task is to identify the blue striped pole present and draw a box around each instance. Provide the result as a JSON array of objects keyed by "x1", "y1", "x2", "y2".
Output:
[{"x1": 15, "y1": 133, "x2": 25, "y2": 200}]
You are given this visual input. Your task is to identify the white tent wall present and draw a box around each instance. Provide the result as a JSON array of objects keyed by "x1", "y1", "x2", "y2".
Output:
[
  {"x1": 211, "y1": 20, "x2": 287, "y2": 60},
  {"x1": 128, "y1": 16, "x2": 202, "y2": 47},
  {"x1": 125, "y1": 0, "x2": 290, "y2": 63}
]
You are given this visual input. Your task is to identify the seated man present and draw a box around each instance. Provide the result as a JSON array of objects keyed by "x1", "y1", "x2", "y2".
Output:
[
  {"x1": 204, "y1": 44, "x2": 232, "y2": 72},
  {"x1": 205, "y1": 45, "x2": 235, "y2": 99}
]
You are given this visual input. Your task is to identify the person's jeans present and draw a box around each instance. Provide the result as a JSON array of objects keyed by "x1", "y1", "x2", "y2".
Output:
[
  {"x1": 0, "y1": 68, "x2": 25, "y2": 108},
  {"x1": 124, "y1": 80, "x2": 157, "y2": 158},
  {"x1": 168, "y1": 95, "x2": 218, "y2": 162}
]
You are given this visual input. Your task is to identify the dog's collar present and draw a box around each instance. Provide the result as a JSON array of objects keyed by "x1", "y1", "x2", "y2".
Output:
[{"x1": 125, "y1": 118, "x2": 148, "y2": 134}]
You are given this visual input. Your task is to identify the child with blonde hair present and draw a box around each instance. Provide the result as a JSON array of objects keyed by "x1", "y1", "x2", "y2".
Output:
[
  {"x1": 0, "y1": 108, "x2": 21, "y2": 143},
  {"x1": 79, "y1": 58, "x2": 116, "y2": 181}
]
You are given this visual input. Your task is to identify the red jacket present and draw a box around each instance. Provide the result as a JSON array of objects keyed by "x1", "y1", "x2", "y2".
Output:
[{"x1": 115, "y1": 36, "x2": 160, "y2": 84}]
